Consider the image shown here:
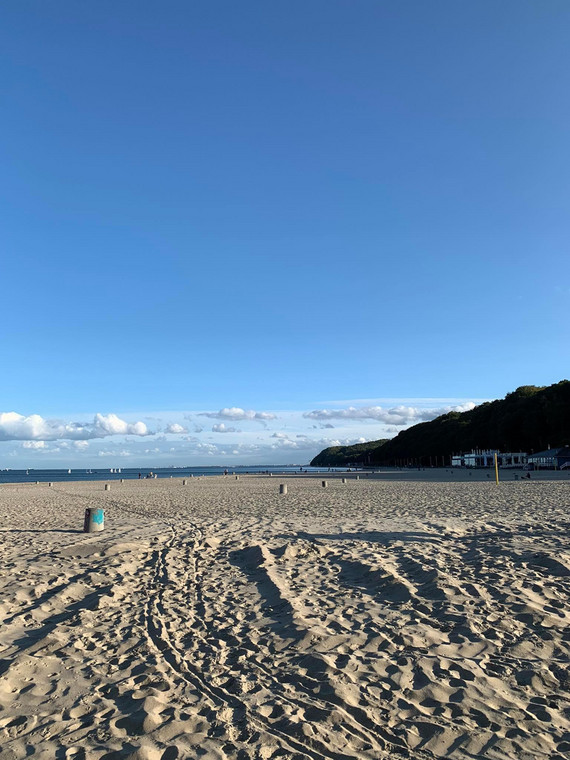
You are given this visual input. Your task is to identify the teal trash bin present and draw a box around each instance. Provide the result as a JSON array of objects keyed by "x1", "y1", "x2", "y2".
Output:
[{"x1": 84, "y1": 507, "x2": 104, "y2": 533}]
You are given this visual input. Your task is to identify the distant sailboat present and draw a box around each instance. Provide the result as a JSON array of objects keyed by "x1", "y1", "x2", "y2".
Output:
[{"x1": 68, "y1": 469, "x2": 71, "y2": 474}]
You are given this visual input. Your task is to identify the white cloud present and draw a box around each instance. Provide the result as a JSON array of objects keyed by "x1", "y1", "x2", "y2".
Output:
[
  {"x1": 446, "y1": 402, "x2": 478, "y2": 414},
  {"x1": 303, "y1": 402, "x2": 477, "y2": 427},
  {"x1": 315, "y1": 436, "x2": 368, "y2": 447},
  {"x1": 0, "y1": 412, "x2": 149, "y2": 441},
  {"x1": 270, "y1": 438, "x2": 300, "y2": 449},
  {"x1": 200, "y1": 407, "x2": 276, "y2": 422},
  {"x1": 165, "y1": 423, "x2": 187, "y2": 434},
  {"x1": 93, "y1": 413, "x2": 148, "y2": 437},
  {"x1": 196, "y1": 442, "x2": 219, "y2": 453},
  {"x1": 2, "y1": 399, "x2": 485, "y2": 468},
  {"x1": 22, "y1": 440, "x2": 47, "y2": 449},
  {"x1": 212, "y1": 423, "x2": 241, "y2": 433},
  {"x1": 265, "y1": 434, "x2": 366, "y2": 452}
]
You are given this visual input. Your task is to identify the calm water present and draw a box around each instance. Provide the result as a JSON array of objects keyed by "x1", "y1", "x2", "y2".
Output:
[{"x1": 0, "y1": 465, "x2": 350, "y2": 485}]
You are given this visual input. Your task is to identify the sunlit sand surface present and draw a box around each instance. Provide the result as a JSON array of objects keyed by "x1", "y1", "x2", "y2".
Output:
[{"x1": 1, "y1": 475, "x2": 569, "y2": 759}]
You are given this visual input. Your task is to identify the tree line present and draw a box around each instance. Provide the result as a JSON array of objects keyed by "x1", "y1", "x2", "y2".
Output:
[{"x1": 310, "y1": 381, "x2": 570, "y2": 467}]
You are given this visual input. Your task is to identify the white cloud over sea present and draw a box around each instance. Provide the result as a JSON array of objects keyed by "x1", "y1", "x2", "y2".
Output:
[
  {"x1": 21, "y1": 440, "x2": 47, "y2": 450},
  {"x1": 303, "y1": 402, "x2": 476, "y2": 426},
  {"x1": 165, "y1": 423, "x2": 187, "y2": 434},
  {"x1": 200, "y1": 407, "x2": 276, "y2": 422},
  {"x1": 212, "y1": 423, "x2": 241, "y2": 434},
  {"x1": 0, "y1": 412, "x2": 149, "y2": 441},
  {"x1": 0, "y1": 398, "x2": 485, "y2": 468}
]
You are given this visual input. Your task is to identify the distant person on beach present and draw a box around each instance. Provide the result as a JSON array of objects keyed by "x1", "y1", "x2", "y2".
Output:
[{"x1": 138, "y1": 472, "x2": 141, "y2": 479}]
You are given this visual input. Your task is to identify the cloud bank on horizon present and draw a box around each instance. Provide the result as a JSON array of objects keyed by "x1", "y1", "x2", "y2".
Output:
[{"x1": 0, "y1": 399, "x2": 483, "y2": 466}]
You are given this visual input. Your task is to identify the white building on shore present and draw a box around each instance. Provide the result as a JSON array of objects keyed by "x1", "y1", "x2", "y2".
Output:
[
  {"x1": 527, "y1": 447, "x2": 570, "y2": 469},
  {"x1": 452, "y1": 450, "x2": 527, "y2": 468}
]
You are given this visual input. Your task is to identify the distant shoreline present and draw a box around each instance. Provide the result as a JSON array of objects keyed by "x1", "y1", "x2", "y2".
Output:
[{"x1": 2, "y1": 466, "x2": 569, "y2": 486}]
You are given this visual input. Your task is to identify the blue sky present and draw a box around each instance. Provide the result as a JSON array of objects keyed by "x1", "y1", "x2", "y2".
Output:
[{"x1": 1, "y1": 1, "x2": 568, "y2": 466}]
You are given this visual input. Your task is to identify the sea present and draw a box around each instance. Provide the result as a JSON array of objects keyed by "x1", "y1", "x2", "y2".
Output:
[{"x1": 0, "y1": 465, "x2": 350, "y2": 485}]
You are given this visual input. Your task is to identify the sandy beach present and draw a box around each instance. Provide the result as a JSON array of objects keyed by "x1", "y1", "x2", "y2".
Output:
[{"x1": 0, "y1": 474, "x2": 569, "y2": 759}]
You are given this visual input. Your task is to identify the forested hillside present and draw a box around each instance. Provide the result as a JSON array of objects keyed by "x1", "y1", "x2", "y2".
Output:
[
  {"x1": 310, "y1": 381, "x2": 570, "y2": 466},
  {"x1": 310, "y1": 439, "x2": 388, "y2": 467}
]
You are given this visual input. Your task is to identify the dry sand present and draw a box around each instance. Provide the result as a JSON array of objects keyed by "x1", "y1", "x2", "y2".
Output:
[{"x1": 0, "y1": 475, "x2": 569, "y2": 759}]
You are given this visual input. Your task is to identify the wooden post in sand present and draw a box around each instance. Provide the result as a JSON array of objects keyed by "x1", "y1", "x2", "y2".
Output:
[
  {"x1": 120, "y1": 478, "x2": 124, "y2": 483},
  {"x1": 279, "y1": 484, "x2": 287, "y2": 494},
  {"x1": 355, "y1": 475, "x2": 359, "y2": 481},
  {"x1": 48, "y1": 482, "x2": 53, "y2": 487},
  {"x1": 322, "y1": 480, "x2": 327, "y2": 488},
  {"x1": 105, "y1": 484, "x2": 111, "y2": 491},
  {"x1": 182, "y1": 479, "x2": 188, "y2": 485},
  {"x1": 235, "y1": 475, "x2": 239, "y2": 480},
  {"x1": 342, "y1": 478, "x2": 347, "y2": 484},
  {"x1": 494, "y1": 453, "x2": 499, "y2": 485},
  {"x1": 84, "y1": 507, "x2": 104, "y2": 533}
]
